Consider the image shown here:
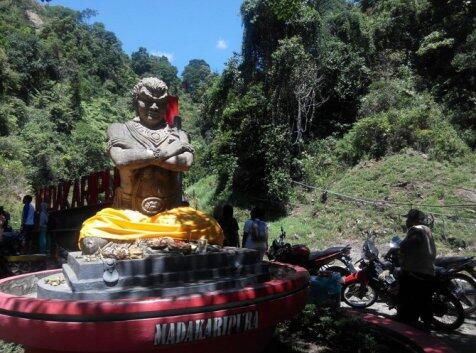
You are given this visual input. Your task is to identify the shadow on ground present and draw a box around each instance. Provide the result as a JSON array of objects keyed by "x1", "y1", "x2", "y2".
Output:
[{"x1": 362, "y1": 306, "x2": 476, "y2": 353}]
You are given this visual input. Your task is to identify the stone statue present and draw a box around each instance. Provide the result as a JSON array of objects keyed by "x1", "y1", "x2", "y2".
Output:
[
  {"x1": 79, "y1": 77, "x2": 223, "y2": 256},
  {"x1": 107, "y1": 77, "x2": 194, "y2": 215}
]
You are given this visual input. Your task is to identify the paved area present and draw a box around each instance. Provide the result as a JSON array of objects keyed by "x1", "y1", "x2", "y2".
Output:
[{"x1": 345, "y1": 302, "x2": 476, "y2": 353}]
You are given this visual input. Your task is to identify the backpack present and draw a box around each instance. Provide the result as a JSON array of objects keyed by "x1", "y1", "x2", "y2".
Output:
[{"x1": 250, "y1": 220, "x2": 267, "y2": 242}]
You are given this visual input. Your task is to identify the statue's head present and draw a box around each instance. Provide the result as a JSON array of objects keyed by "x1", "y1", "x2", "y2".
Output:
[{"x1": 132, "y1": 77, "x2": 168, "y2": 128}]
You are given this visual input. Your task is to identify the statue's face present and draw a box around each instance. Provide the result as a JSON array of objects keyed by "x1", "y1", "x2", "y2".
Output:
[{"x1": 136, "y1": 86, "x2": 167, "y2": 128}]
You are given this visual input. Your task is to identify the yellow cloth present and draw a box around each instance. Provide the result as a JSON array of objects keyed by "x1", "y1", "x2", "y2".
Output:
[{"x1": 79, "y1": 207, "x2": 224, "y2": 248}]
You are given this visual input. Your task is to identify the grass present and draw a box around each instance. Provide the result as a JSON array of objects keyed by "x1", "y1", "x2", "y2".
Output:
[
  {"x1": 0, "y1": 341, "x2": 23, "y2": 353},
  {"x1": 185, "y1": 174, "x2": 219, "y2": 213},
  {"x1": 186, "y1": 150, "x2": 476, "y2": 255}
]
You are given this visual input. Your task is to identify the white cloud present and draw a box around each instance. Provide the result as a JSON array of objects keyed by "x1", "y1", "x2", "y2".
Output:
[
  {"x1": 152, "y1": 50, "x2": 174, "y2": 62},
  {"x1": 216, "y1": 38, "x2": 228, "y2": 50}
]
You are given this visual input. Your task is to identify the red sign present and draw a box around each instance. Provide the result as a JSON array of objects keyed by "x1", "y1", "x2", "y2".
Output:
[{"x1": 35, "y1": 169, "x2": 121, "y2": 211}]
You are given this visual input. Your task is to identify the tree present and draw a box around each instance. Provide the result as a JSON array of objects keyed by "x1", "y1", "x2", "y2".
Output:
[
  {"x1": 131, "y1": 47, "x2": 151, "y2": 76},
  {"x1": 182, "y1": 59, "x2": 212, "y2": 98},
  {"x1": 131, "y1": 47, "x2": 180, "y2": 90}
]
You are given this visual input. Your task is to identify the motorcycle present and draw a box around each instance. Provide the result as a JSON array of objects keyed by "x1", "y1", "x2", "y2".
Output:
[
  {"x1": 342, "y1": 235, "x2": 465, "y2": 331},
  {"x1": 385, "y1": 236, "x2": 476, "y2": 314},
  {"x1": 0, "y1": 230, "x2": 43, "y2": 278},
  {"x1": 267, "y1": 227, "x2": 355, "y2": 276}
]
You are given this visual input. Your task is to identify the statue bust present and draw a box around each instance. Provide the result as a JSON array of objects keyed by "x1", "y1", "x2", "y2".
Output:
[{"x1": 107, "y1": 77, "x2": 194, "y2": 215}]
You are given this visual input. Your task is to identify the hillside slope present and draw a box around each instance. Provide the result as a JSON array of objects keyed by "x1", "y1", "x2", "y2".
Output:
[{"x1": 187, "y1": 150, "x2": 476, "y2": 255}]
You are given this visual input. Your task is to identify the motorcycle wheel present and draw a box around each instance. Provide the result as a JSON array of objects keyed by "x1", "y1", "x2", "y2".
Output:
[
  {"x1": 423, "y1": 290, "x2": 465, "y2": 331},
  {"x1": 342, "y1": 282, "x2": 378, "y2": 308},
  {"x1": 8, "y1": 261, "x2": 32, "y2": 275},
  {"x1": 450, "y1": 273, "x2": 476, "y2": 315}
]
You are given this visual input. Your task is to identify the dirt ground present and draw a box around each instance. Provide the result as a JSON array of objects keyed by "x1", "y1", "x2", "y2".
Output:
[{"x1": 342, "y1": 241, "x2": 476, "y2": 353}]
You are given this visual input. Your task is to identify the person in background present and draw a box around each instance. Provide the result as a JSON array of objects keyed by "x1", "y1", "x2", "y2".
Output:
[
  {"x1": 21, "y1": 195, "x2": 35, "y2": 253},
  {"x1": 397, "y1": 209, "x2": 436, "y2": 324},
  {"x1": 0, "y1": 206, "x2": 11, "y2": 232},
  {"x1": 212, "y1": 204, "x2": 223, "y2": 221},
  {"x1": 242, "y1": 207, "x2": 268, "y2": 260},
  {"x1": 218, "y1": 204, "x2": 239, "y2": 247},
  {"x1": 0, "y1": 213, "x2": 5, "y2": 242},
  {"x1": 38, "y1": 201, "x2": 48, "y2": 254},
  {"x1": 0, "y1": 207, "x2": 18, "y2": 255}
]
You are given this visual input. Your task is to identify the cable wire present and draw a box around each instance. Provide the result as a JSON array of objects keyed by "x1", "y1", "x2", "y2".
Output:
[{"x1": 291, "y1": 180, "x2": 476, "y2": 209}]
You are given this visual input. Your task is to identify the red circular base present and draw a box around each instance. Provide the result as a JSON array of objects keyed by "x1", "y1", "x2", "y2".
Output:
[
  {"x1": 24, "y1": 328, "x2": 276, "y2": 353},
  {"x1": 0, "y1": 263, "x2": 308, "y2": 353}
]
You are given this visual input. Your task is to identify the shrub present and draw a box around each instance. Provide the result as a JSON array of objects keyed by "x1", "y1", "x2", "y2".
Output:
[
  {"x1": 299, "y1": 137, "x2": 345, "y2": 186},
  {"x1": 337, "y1": 97, "x2": 469, "y2": 165},
  {"x1": 281, "y1": 306, "x2": 381, "y2": 353}
]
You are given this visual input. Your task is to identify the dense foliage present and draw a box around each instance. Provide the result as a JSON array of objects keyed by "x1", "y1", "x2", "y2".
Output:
[
  {"x1": 191, "y1": 0, "x2": 474, "y2": 212},
  {"x1": 0, "y1": 0, "x2": 474, "y2": 222},
  {"x1": 0, "y1": 0, "x2": 193, "y2": 223},
  {"x1": 182, "y1": 59, "x2": 213, "y2": 101},
  {"x1": 0, "y1": 0, "x2": 134, "y2": 191}
]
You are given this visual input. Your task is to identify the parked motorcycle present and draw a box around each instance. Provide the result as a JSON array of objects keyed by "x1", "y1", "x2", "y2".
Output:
[
  {"x1": 267, "y1": 227, "x2": 355, "y2": 276},
  {"x1": 385, "y1": 236, "x2": 476, "y2": 314},
  {"x1": 342, "y1": 235, "x2": 465, "y2": 331},
  {"x1": 0, "y1": 230, "x2": 23, "y2": 256},
  {"x1": 0, "y1": 231, "x2": 46, "y2": 278}
]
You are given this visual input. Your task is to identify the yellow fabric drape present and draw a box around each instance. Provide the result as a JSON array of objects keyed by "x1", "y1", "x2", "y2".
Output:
[{"x1": 79, "y1": 207, "x2": 224, "y2": 248}]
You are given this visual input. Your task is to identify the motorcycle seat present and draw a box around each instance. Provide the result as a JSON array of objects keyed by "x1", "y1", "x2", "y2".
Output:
[
  {"x1": 309, "y1": 246, "x2": 346, "y2": 261},
  {"x1": 436, "y1": 256, "x2": 473, "y2": 266}
]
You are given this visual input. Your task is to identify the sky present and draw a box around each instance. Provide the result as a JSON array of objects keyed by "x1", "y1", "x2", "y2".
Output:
[{"x1": 46, "y1": 0, "x2": 244, "y2": 74}]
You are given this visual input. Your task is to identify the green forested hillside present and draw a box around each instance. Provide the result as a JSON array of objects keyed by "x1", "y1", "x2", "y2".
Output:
[
  {"x1": 0, "y1": 0, "x2": 201, "y2": 226},
  {"x1": 183, "y1": 0, "x2": 475, "y2": 250},
  {"x1": 187, "y1": 150, "x2": 475, "y2": 254},
  {"x1": 0, "y1": 0, "x2": 474, "y2": 248},
  {"x1": 188, "y1": 0, "x2": 474, "y2": 213}
]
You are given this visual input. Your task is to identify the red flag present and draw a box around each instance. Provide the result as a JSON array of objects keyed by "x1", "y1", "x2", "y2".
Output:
[{"x1": 166, "y1": 95, "x2": 179, "y2": 126}]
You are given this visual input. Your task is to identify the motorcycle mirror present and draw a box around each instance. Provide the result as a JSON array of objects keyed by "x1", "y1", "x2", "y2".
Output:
[{"x1": 280, "y1": 226, "x2": 286, "y2": 239}]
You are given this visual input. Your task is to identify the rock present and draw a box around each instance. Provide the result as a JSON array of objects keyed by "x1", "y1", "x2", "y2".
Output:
[
  {"x1": 146, "y1": 237, "x2": 174, "y2": 249},
  {"x1": 114, "y1": 247, "x2": 129, "y2": 260},
  {"x1": 45, "y1": 277, "x2": 65, "y2": 287},
  {"x1": 169, "y1": 241, "x2": 192, "y2": 254},
  {"x1": 455, "y1": 188, "x2": 476, "y2": 203},
  {"x1": 80, "y1": 237, "x2": 109, "y2": 255},
  {"x1": 25, "y1": 10, "x2": 43, "y2": 31},
  {"x1": 128, "y1": 246, "x2": 143, "y2": 259}
]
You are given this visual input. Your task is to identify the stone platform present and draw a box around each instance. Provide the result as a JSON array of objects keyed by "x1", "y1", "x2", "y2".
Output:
[{"x1": 37, "y1": 248, "x2": 270, "y2": 300}]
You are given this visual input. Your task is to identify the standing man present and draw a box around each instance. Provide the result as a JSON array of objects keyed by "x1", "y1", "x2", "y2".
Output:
[
  {"x1": 397, "y1": 209, "x2": 436, "y2": 324},
  {"x1": 21, "y1": 195, "x2": 36, "y2": 253},
  {"x1": 38, "y1": 201, "x2": 49, "y2": 254},
  {"x1": 243, "y1": 207, "x2": 268, "y2": 260}
]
